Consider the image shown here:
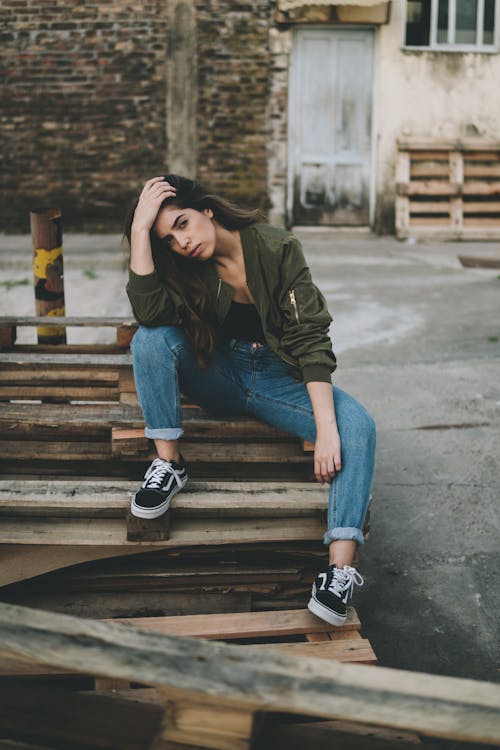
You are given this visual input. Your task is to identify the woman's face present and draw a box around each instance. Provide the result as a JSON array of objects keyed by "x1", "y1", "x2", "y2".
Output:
[{"x1": 154, "y1": 205, "x2": 216, "y2": 261}]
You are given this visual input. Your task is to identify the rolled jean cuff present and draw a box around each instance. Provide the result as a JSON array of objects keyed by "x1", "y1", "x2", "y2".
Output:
[
  {"x1": 144, "y1": 427, "x2": 184, "y2": 440},
  {"x1": 323, "y1": 527, "x2": 364, "y2": 546}
]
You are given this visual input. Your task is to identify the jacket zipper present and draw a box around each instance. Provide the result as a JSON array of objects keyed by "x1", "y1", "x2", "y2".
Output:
[{"x1": 289, "y1": 289, "x2": 300, "y2": 324}]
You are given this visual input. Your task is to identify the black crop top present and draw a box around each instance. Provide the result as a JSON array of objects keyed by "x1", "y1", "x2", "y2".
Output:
[{"x1": 221, "y1": 301, "x2": 266, "y2": 343}]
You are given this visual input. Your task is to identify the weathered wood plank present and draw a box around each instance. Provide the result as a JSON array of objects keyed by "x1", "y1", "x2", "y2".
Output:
[
  {"x1": 112, "y1": 435, "x2": 310, "y2": 463},
  {"x1": 0, "y1": 481, "x2": 327, "y2": 517},
  {"x1": 0, "y1": 440, "x2": 112, "y2": 460},
  {"x1": 108, "y1": 608, "x2": 360, "y2": 639},
  {"x1": 0, "y1": 602, "x2": 499, "y2": 744},
  {"x1": 397, "y1": 138, "x2": 500, "y2": 151},
  {"x1": 0, "y1": 516, "x2": 325, "y2": 546},
  {"x1": 254, "y1": 638, "x2": 376, "y2": 663},
  {"x1": 0, "y1": 316, "x2": 136, "y2": 327}
]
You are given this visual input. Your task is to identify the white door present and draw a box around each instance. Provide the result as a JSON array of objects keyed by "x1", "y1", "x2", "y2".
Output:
[{"x1": 288, "y1": 28, "x2": 374, "y2": 226}]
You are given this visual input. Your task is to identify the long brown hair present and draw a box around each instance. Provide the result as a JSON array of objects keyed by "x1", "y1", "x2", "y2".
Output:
[{"x1": 125, "y1": 174, "x2": 262, "y2": 366}]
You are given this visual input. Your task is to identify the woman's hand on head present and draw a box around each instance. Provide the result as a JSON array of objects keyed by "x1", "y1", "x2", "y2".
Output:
[{"x1": 132, "y1": 177, "x2": 177, "y2": 234}]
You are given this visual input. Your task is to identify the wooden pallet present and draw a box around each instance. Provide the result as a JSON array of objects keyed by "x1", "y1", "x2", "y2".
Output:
[
  {"x1": 0, "y1": 602, "x2": 498, "y2": 750},
  {"x1": 0, "y1": 317, "x2": 314, "y2": 478},
  {"x1": 0, "y1": 608, "x2": 375, "y2": 679},
  {"x1": 396, "y1": 138, "x2": 500, "y2": 240}
]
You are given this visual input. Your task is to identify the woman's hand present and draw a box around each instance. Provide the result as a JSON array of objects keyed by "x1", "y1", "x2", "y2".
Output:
[
  {"x1": 314, "y1": 424, "x2": 342, "y2": 485},
  {"x1": 132, "y1": 177, "x2": 177, "y2": 234},
  {"x1": 305, "y1": 381, "x2": 341, "y2": 485}
]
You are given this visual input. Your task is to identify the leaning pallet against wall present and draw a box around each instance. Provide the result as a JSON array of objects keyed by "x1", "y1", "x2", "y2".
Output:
[
  {"x1": 0, "y1": 602, "x2": 498, "y2": 750},
  {"x1": 395, "y1": 138, "x2": 500, "y2": 240}
]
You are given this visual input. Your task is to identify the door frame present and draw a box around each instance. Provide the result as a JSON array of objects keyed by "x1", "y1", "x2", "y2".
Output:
[{"x1": 286, "y1": 25, "x2": 378, "y2": 228}]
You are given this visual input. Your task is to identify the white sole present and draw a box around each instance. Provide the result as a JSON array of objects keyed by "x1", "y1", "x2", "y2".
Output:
[
  {"x1": 130, "y1": 476, "x2": 188, "y2": 519},
  {"x1": 307, "y1": 596, "x2": 347, "y2": 627}
]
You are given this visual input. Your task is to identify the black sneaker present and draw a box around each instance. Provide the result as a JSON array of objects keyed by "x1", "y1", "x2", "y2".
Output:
[
  {"x1": 131, "y1": 456, "x2": 188, "y2": 519},
  {"x1": 308, "y1": 565, "x2": 364, "y2": 626}
]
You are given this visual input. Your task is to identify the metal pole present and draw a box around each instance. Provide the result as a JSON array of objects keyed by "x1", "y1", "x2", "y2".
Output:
[{"x1": 30, "y1": 208, "x2": 66, "y2": 345}]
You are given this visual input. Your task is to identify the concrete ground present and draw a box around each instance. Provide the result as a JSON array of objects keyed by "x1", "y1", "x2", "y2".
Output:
[{"x1": 0, "y1": 230, "x2": 499, "y2": 684}]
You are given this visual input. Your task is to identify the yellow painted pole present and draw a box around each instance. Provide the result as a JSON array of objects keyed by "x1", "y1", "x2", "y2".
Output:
[{"x1": 30, "y1": 208, "x2": 66, "y2": 345}]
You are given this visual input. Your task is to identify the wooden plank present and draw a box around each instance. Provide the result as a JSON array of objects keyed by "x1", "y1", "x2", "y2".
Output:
[
  {"x1": 109, "y1": 608, "x2": 361, "y2": 638},
  {"x1": 0, "y1": 367, "x2": 120, "y2": 383},
  {"x1": 395, "y1": 195, "x2": 410, "y2": 235},
  {"x1": 409, "y1": 217, "x2": 451, "y2": 227},
  {"x1": 0, "y1": 351, "x2": 131, "y2": 365},
  {"x1": 407, "y1": 202, "x2": 450, "y2": 214},
  {"x1": 463, "y1": 217, "x2": 500, "y2": 227},
  {"x1": 0, "y1": 516, "x2": 325, "y2": 546},
  {"x1": 0, "y1": 387, "x2": 118, "y2": 401},
  {"x1": 0, "y1": 490, "x2": 325, "y2": 518},
  {"x1": 395, "y1": 151, "x2": 410, "y2": 183},
  {"x1": 450, "y1": 197, "x2": 463, "y2": 232},
  {"x1": 0, "y1": 440, "x2": 112, "y2": 460},
  {"x1": 112, "y1": 435, "x2": 311, "y2": 463},
  {"x1": 464, "y1": 150, "x2": 500, "y2": 161},
  {"x1": 158, "y1": 696, "x2": 255, "y2": 750},
  {"x1": 254, "y1": 637, "x2": 376, "y2": 664},
  {"x1": 113, "y1": 420, "x2": 293, "y2": 442},
  {"x1": 462, "y1": 180, "x2": 500, "y2": 195},
  {"x1": 0, "y1": 316, "x2": 136, "y2": 327},
  {"x1": 464, "y1": 163, "x2": 500, "y2": 177},
  {"x1": 449, "y1": 150, "x2": 464, "y2": 184},
  {"x1": 398, "y1": 137, "x2": 500, "y2": 150},
  {"x1": 462, "y1": 200, "x2": 500, "y2": 212},
  {"x1": 409, "y1": 163, "x2": 450, "y2": 177},
  {"x1": 409, "y1": 151, "x2": 449, "y2": 160},
  {"x1": 0, "y1": 603, "x2": 499, "y2": 744},
  {"x1": 397, "y1": 181, "x2": 459, "y2": 196},
  {"x1": 0, "y1": 402, "x2": 142, "y2": 428},
  {"x1": 126, "y1": 511, "x2": 171, "y2": 542},
  {"x1": 0, "y1": 479, "x2": 325, "y2": 513}
]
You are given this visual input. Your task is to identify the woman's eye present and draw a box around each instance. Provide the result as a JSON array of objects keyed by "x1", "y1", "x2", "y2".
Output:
[{"x1": 180, "y1": 220, "x2": 187, "y2": 229}]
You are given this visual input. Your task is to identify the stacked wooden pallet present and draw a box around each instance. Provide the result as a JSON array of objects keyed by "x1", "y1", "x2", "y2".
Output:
[
  {"x1": 0, "y1": 314, "x2": 385, "y2": 749},
  {"x1": 0, "y1": 602, "x2": 498, "y2": 750},
  {"x1": 395, "y1": 138, "x2": 500, "y2": 240},
  {"x1": 0, "y1": 317, "x2": 313, "y2": 480}
]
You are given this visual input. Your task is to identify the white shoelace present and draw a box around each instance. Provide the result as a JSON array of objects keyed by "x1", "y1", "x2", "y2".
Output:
[
  {"x1": 328, "y1": 565, "x2": 364, "y2": 599},
  {"x1": 143, "y1": 458, "x2": 184, "y2": 490}
]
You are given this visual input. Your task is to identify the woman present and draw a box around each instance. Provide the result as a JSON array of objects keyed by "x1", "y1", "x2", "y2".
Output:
[{"x1": 125, "y1": 174, "x2": 376, "y2": 626}]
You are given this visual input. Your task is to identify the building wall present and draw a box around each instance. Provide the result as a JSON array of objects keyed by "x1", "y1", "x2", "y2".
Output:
[
  {"x1": 2, "y1": 1, "x2": 499, "y2": 233},
  {"x1": 0, "y1": 0, "x2": 273, "y2": 232},
  {"x1": 375, "y1": 3, "x2": 500, "y2": 232},
  {"x1": 0, "y1": 0, "x2": 168, "y2": 232}
]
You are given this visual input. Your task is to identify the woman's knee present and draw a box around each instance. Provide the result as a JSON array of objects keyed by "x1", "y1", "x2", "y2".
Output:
[
  {"x1": 334, "y1": 388, "x2": 376, "y2": 443},
  {"x1": 131, "y1": 325, "x2": 186, "y2": 359}
]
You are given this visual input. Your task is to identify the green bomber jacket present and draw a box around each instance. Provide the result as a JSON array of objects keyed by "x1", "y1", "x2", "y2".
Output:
[{"x1": 126, "y1": 222, "x2": 337, "y2": 384}]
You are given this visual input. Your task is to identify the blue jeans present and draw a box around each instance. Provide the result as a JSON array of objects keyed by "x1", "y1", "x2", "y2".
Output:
[{"x1": 131, "y1": 325, "x2": 376, "y2": 547}]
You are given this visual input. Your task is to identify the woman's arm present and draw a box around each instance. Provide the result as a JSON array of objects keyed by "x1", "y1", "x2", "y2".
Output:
[
  {"x1": 306, "y1": 381, "x2": 341, "y2": 485},
  {"x1": 129, "y1": 177, "x2": 176, "y2": 275}
]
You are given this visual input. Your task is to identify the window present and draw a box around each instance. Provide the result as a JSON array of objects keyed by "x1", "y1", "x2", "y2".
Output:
[{"x1": 404, "y1": 0, "x2": 498, "y2": 49}]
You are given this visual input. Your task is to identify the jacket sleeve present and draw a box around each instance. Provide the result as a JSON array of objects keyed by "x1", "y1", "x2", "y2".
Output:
[
  {"x1": 279, "y1": 236, "x2": 337, "y2": 383},
  {"x1": 126, "y1": 269, "x2": 183, "y2": 326}
]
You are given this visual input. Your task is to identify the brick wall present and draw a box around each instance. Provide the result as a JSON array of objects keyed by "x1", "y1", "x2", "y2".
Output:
[
  {"x1": 195, "y1": 0, "x2": 272, "y2": 211},
  {"x1": 0, "y1": 0, "x2": 274, "y2": 232},
  {"x1": 1, "y1": 0, "x2": 168, "y2": 232}
]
